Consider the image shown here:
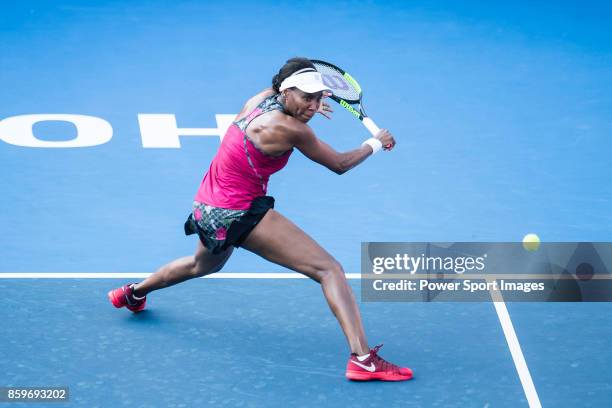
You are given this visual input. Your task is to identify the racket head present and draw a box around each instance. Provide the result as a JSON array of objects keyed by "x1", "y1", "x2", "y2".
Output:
[{"x1": 310, "y1": 59, "x2": 362, "y2": 104}]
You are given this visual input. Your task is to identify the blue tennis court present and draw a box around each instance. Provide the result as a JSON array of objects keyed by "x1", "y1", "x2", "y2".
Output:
[{"x1": 2, "y1": 1, "x2": 611, "y2": 406}]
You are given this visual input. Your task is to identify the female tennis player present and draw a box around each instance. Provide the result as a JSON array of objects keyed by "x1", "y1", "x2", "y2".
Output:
[{"x1": 108, "y1": 57, "x2": 411, "y2": 381}]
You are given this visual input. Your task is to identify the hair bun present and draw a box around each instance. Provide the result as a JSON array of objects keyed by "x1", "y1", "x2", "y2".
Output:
[
  {"x1": 272, "y1": 73, "x2": 281, "y2": 93},
  {"x1": 271, "y1": 57, "x2": 314, "y2": 94}
]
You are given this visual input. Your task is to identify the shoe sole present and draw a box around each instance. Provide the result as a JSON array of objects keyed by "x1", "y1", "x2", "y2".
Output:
[{"x1": 346, "y1": 371, "x2": 413, "y2": 381}]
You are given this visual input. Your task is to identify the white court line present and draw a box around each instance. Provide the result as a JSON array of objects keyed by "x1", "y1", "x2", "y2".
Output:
[
  {"x1": 0, "y1": 272, "x2": 361, "y2": 279},
  {"x1": 488, "y1": 279, "x2": 542, "y2": 408},
  {"x1": 1, "y1": 271, "x2": 541, "y2": 406}
]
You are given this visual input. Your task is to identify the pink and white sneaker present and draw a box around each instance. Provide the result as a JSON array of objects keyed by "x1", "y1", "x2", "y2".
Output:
[
  {"x1": 108, "y1": 283, "x2": 146, "y2": 313},
  {"x1": 346, "y1": 344, "x2": 413, "y2": 381}
]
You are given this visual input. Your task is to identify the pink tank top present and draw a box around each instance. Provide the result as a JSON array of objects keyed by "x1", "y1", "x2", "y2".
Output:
[{"x1": 195, "y1": 94, "x2": 293, "y2": 210}]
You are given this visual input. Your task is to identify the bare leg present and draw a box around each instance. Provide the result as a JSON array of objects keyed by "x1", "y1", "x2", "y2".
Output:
[
  {"x1": 241, "y1": 209, "x2": 369, "y2": 355},
  {"x1": 132, "y1": 240, "x2": 233, "y2": 297}
]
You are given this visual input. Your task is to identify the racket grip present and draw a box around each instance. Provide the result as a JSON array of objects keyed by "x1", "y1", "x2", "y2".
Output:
[{"x1": 362, "y1": 117, "x2": 380, "y2": 136}]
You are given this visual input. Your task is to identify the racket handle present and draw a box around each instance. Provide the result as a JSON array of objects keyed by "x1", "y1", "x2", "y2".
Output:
[{"x1": 362, "y1": 117, "x2": 380, "y2": 136}]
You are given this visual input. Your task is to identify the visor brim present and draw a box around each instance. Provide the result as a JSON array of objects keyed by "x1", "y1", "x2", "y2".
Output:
[{"x1": 295, "y1": 83, "x2": 333, "y2": 94}]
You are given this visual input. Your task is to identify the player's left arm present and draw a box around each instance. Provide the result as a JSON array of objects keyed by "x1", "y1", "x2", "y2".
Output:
[
  {"x1": 236, "y1": 88, "x2": 278, "y2": 119},
  {"x1": 316, "y1": 92, "x2": 334, "y2": 119}
]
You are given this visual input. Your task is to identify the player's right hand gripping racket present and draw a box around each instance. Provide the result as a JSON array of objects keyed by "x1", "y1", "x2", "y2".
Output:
[{"x1": 310, "y1": 59, "x2": 381, "y2": 137}]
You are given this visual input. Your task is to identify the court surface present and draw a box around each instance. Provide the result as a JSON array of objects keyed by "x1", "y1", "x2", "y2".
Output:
[{"x1": 1, "y1": 1, "x2": 611, "y2": 407}]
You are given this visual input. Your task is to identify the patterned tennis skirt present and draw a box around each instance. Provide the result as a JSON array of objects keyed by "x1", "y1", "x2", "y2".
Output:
[{"x1": 184, "y1": 196, "x2": 275, "y2": 254}]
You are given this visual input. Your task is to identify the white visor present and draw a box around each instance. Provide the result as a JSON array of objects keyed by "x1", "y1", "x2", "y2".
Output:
[{"x1": 279, "y1": 68, "x2": 333, "y2": 94}]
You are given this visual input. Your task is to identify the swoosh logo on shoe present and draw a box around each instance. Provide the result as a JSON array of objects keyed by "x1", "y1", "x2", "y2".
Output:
[{"x1": 350, "y1": 360, "x2": 376, "y2": 372}]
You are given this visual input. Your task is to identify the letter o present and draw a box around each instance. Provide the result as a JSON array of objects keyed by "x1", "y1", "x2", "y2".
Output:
[{"x1": 0, "y1": 114, "x2": 113, "y2": 148}]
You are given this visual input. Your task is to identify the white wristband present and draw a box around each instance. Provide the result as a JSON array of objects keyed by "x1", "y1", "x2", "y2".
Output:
[{"x1": 362, "y1": 138, "x2": 383, "y2": 154}]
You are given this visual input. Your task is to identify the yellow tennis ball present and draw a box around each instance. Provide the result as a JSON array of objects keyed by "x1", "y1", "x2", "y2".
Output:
[{"x1": 522, "y1": 233, "x2": 540, "y2": 252}]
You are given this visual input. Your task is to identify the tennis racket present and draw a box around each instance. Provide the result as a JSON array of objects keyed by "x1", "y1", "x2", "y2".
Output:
[{"x1": 310, "y1": 59, "x2": 381, "y2": 137}]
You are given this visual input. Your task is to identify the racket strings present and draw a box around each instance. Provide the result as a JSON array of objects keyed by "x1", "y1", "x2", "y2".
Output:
[{"x1": 312, "y1": 63, "x2": 361, "y2": 102}]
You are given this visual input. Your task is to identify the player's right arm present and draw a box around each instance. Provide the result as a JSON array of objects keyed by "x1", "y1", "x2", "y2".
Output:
[{"x1": 288, "y1": 121, "x2": 395, "y2": 175}]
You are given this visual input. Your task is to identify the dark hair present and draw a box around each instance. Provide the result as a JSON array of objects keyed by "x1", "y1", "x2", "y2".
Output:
[{"x1": 271, "y1": 57, "x2": 315, "y2": 93}]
